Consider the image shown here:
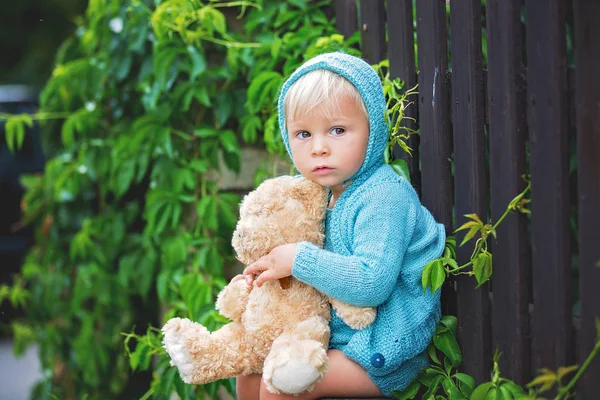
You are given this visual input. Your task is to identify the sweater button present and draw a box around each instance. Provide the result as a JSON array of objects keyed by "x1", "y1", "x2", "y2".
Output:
[{"x1": 370, "y1": 353, "x2": 385, "y2": 368}]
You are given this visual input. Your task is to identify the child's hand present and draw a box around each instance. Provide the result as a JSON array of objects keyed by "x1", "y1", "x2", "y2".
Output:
[{"x1": 243, "y1": 243, "x2": 298, "y2": 287}]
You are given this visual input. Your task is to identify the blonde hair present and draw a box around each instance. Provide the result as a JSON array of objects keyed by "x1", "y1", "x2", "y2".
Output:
[{"x1": 283, "y1": 69, "x2": 368, "y2": 125}]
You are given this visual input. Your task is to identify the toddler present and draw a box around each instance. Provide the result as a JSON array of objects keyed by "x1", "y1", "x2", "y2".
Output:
[{"x1": 239, "y1": 52, "x2": 446, "y2": 399}]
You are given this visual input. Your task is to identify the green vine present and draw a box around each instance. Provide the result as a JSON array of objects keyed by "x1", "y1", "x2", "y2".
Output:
[{"x1": 1, "y1": 0, "x2": 356, "y2": 398}]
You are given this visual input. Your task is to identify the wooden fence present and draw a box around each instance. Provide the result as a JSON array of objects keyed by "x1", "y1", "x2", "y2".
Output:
[{"x1": 335, "y1": 0, "x2": 599, "y2": 397}]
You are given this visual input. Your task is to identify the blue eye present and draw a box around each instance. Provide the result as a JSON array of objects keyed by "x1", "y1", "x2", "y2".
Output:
[
  {"x1": 296, "y1": 131, "x2": 311, "y2": 139},
  {"x1": 331, "y1": 127, "x2": 345, "y2": 135}
]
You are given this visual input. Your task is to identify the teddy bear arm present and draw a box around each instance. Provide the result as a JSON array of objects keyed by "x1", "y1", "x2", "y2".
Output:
[
  {"x1": 328, "y1": 297, "x2": 377, "y2": 330},
  {"x1": 215, "y1": 279, "x2": 251, "y2": 321}
]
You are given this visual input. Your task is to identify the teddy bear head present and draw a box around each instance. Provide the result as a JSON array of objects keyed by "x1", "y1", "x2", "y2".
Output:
[{"x1": 232, "y1": 176, "x2": 328, "y2": 265}]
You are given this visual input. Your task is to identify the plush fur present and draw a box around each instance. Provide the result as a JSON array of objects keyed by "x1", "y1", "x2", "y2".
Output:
[{"x1": 162, "y1": 176, "x2": 376, "y2": 394}]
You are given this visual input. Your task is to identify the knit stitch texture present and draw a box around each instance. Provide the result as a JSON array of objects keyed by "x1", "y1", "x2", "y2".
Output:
[{"x1": 278, "y1": 52, "x2": 446, "y2": 396}]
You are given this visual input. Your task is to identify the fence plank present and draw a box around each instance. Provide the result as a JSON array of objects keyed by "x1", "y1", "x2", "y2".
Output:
[
  {"x1": 573, "y1": 1, "x2": 600, "y2": 397},
  {"x1": 415, "y1": 0, "x2": 452, "y2": 229},
  {"x1": 334, "y1": 0, "x2": 358, "y2": 39},
  {"x1": 449, "y1": 0, "x2": 491, "y2": 385},
  {"x1": 526, "y1": 0, "x2": 573, "y2": 376},
  {"x1": 359, "y1": 0, "x2": 386, "y2": 64},
  {"x1": 387, "y1": 0, "x2": 421, "y2": 193},
  {"x1": 415, "y1": 0, "x2": 454, "y2": 319},
  {"x1": 486, "y1": 0, "x2": 531, "y2": 385}
]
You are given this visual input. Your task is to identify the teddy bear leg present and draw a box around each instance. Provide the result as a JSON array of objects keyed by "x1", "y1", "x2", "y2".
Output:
[
  {"x1": 328, "y1": 297, "x2": 377, "y2": 330},
  {"x1": 262, "y1": 316, "x2": 329, "y2": 395},
  {"x1": 162, "y1": 317, "x2": 250, "y2": 384}
]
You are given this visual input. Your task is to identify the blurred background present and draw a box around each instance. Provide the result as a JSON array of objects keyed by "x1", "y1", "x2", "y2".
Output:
[
  {"x1": 1, "y1": 1, "x2": 86, "y2": 398},
  {"x1": 0, "y1": 0, "x2": 348, "y2": 399}
]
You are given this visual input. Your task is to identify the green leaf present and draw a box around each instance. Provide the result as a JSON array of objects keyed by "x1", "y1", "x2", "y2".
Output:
[
  {"x1": 556, "y1": 365, "x2": 578, "y2": 379},
  {"x1": 422, "y1": 375, "x2": 443, "y2": 399},
  {"x1": 444, "y1": 355, "x2": 453, "y2": 375},
  {"x1": 214, "y1": 91, "x2": 233, "y2": 128},
  {"x1": 441, "y1": 257, "x2": 459, "y2": 271},
  {"x1": 130, "y1": 342, "x2": 152, "y2": 371},
  {"x1": 5, "y1": 114, "x2": 33, "y2": 152},
  {"x1": 485, "y1": 387, "x2": 501, "y2": 400},
  {"x1": 440, "y1": 315, "x2": 458, "y2": 336},
  {"x1": 460, "y1": 225, "x2": 481, "y2": 247},
  {"x1": 390, "y1": 159, "x2": 411, "y2": 182},
  {"x1": 471, "y1": 382, "x2": 494, "y2": 400},
  {"x1": 527, "y1": 369, "x2": 557, "y2": 392},
  {"x1": 288, "y1": 0, "x2": 307, "y2": 10},
  {"x1": 203, "y1": 7, "x2": 226, "y2": 33},
  {"x1": 194, "y1": 127, "x2": 218, "y2": 138},
  {"x1": 453, "y1": 373, "x2": 476, "y2": 397},
  {"x1": 197, "y1": 196, "x2": 219, "y2": 231},
  {"x1": 115, "y1": 158, "x2": 136, "y2": 198},
  {"x1": 473, "y1": 252, "x2": 493, "y2": 287},
  {"x1": 498, "y1": 385, "x2": 513, "y2": 400},
  {"x1": 502, "y1": 381, "x2": 526, "y2": 397},
  {"x1": 241, "y1": 115, "x2": 262, "y2": 143},
  {"x1": 392, "y1": 378, "x2": 421, "y2": 400},
  {"x1": 429, "y1": 260, "x2": 446, "y2": 293},
  {"x1": 270, "y1": 36, "x2": 283, "y2": 59},
  {"x1": 422, "y1": 260, "x2": 434, "y2": 292},
  {"x1": 219, "y1": 129, "x2": 240, "y2": 153},
  {"x1": 427, "y1": 343, "x2": 441, "y2": 365},
  {"x1": 187, "y1": 45, "x2": 206, "y2": 80},
  {"x1": 442, "y1": 376, "x2": 465, "y2": 400},
  {"x1": 193, "y1": 85, "x2": 211, "y2": 106},
  {"x1": 246, "y1": 71, "x2": 283, "y2": 114},
  {"x1": 464, "y1": 213, "x2": 483, "y2": 224},
  {"x1": 433, "y1": 331, "x2": 462, "y2": 367}
]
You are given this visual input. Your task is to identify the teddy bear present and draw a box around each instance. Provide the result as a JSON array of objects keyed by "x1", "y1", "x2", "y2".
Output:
[{"x1": 161, "y1": 175, "x2": 376, "y2": 395}]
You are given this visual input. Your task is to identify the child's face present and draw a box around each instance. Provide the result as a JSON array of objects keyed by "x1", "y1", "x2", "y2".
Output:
[{"x1": 287, "y1": 93, "x2": 369, "y2": 198}]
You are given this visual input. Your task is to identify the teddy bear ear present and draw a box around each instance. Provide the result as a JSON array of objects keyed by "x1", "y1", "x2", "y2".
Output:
[{"x1": 289, "y1": 177, "x2": 327, "y2": 215}]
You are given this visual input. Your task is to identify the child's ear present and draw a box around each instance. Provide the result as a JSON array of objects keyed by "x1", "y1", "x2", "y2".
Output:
[{"x1": 290, "y1": 178, "x2": 327, "y2": 217}]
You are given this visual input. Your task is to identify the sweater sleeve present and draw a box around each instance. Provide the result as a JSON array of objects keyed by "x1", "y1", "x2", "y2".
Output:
[{"x1": 292, "y1": 180, "x2": 418, "y2": 307}]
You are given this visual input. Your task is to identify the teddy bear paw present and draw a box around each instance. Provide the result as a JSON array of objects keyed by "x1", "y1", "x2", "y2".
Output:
[
  {"x1": 344, "y1": 306, "x2": 377, "y2": 330},
  {"x1": 264, "y1": 337, "x2": 327, "y2": 394},
  {"x1": 162, "y1": 317, "x2": 207, "y2": 383},
  {"x1": 271, "y1": 359, "x2": 322, "y2": 395}
]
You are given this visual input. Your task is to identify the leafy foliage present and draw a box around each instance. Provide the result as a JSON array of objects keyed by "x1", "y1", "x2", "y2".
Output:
[
  {"x1": 0, "y1": 0, "x2": 361, "y2": 398},
  {"x1": 421, "y1": 179, "x2": 531, "y2": 293},
  {"x1": 394, "y1": 316, "x2": 600, "y2": 400}
]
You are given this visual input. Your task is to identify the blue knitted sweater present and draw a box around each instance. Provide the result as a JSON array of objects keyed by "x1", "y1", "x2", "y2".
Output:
[{"x1": 278, "y1": 52, "x2": 445, "y2": 395}]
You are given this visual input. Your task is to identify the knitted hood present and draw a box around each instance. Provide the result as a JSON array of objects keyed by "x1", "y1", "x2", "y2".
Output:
[{"x1": 277, "y1": 52, "x2": 389, "y2": 184}]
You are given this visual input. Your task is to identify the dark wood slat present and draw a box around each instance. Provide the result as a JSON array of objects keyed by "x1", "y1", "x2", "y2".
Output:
[
  {"x1": 415, "y1": 0, "x2": 452, "y2": 230},
  {"x1": 526, "y1": 0, "x2": 574, "y2": 377},
  {"x1": 486, "y1": 0, "x2": 531, "y2": 385},
  {"x1": 387, "y1": 0, "x2": 421, "y2": 194},
  {"x1": 415, "y1": 0, "x2": 454, "y2": 317},
  {"x1": 450, "y1": 0, "x2": 491, "y2": 385},
  {"x1": 359, "y1": 0, "x2": 386, "y2": 64},
  {"x1": 335, "y1": 0, "x2": 358, "y2": 39},
  {"x1": 573, "y1": 1, "x2": 600, "y2": 397}
]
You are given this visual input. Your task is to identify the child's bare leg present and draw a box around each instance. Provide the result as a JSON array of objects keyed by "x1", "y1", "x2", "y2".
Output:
[
  {"x1": 236, "y1": 373, "x2": 262, "y2": 400},
  {"x1": 259, "y1": 350, "x2": 383, "y2": 400}
]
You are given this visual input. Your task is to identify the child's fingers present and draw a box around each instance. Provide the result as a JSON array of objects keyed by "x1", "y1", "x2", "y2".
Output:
[
  {"x1": 255, "y1": 270, "x2": 276, "y2": 287},
  {"x1": 243, "y1": 257, "x2": 269, "y2": 276}
]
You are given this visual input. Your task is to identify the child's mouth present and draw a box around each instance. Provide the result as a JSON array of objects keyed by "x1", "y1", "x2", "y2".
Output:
[{"x1": 313, "y1": 166, "x2": 334, "y2": 175}]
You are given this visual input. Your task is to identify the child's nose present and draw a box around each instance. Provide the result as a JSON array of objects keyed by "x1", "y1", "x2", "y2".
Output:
[{"x1": 311, "y1": 136, "x2": 330, "y2": 156}]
